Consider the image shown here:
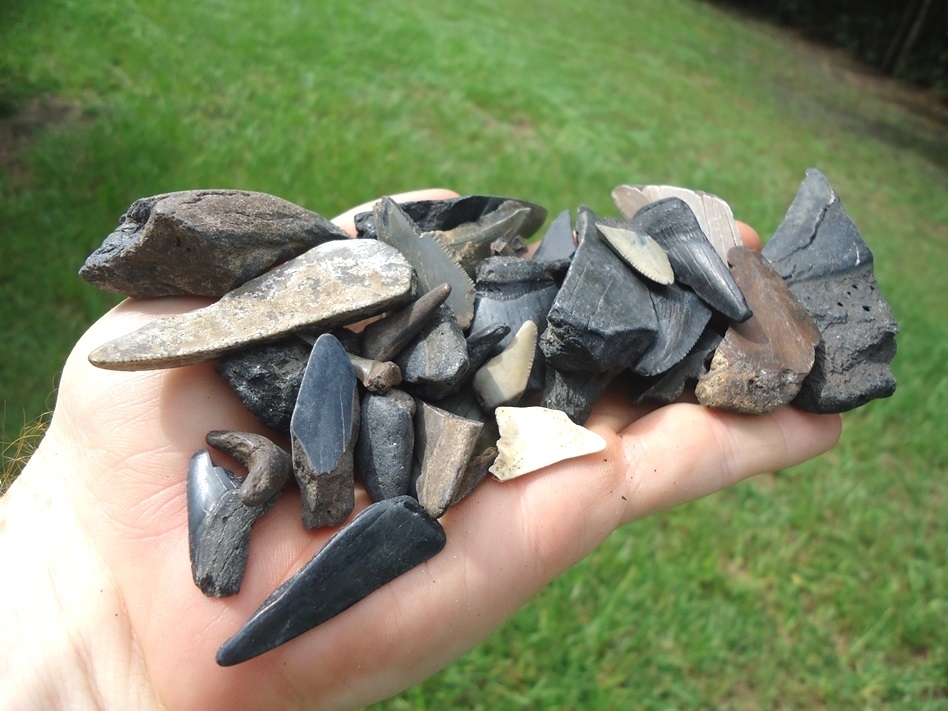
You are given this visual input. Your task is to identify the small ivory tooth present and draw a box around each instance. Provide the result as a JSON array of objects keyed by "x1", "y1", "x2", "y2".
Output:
[
  {"x1": 489, "y1": 406, "x2": 607, "y2": 481},
  {"x1": 472, "y1": 320, "x2": 538, "y2": 411},
  {"x1": 347, "y1": 353, "x2": 402, "y2": 394},
  {"x1": 596, "y1": 221, "x2": 674, "y2": 285}
]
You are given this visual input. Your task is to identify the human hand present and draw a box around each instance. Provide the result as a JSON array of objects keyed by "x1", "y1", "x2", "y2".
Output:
[{"x1": 0, "y1": 190, "x2": 841, "y2": 710}]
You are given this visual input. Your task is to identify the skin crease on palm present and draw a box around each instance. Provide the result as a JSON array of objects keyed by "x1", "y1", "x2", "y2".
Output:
[{"x1": 0, "y1": 188, "x2": 842, "y2": 711}]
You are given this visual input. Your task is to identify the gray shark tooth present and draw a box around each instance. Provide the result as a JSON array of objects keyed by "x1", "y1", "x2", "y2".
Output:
[
  {"x1": 360, "y1": 282, "x2": 452, "y2": 362},
  {"x1": 355, "y1": 194, "x2": 547, "y2": 242},
  {"x1": 291, "y1": 334, "x2": 360, "y2": 529},
  {"x1": 347, "y1": 353, "x2": 402, "y2": 394},
  {"x1": 414, "y1": 401, "x2": 484, "y2": 518},
  {"x1": 696, "y1": 246, "x2": 821, "y2": 414},
  {"x1": 215, "y1": 495, "x2": 446, "y2": 666},
  {"x1": 490, "y1": 406, "x2": 607, "y2": 481},
  {"x1": 79, "y1": 190, "x2": 349, "y2": 299},
  {"x1": 531, "y1": 209, "x2": 576, "y2": 263},
  {"x1": 630, "y1": 197, "x2": 752, "y2": 323},
  {"x1": 629, "y1": 327, "x2": 723, "y2": 404},
  {"x1": 430, "y1": 200, "x2": 531, "y2": 277},
  {"x1": 449, "y1": 446, "x2": 498, "y2": 507},
  {"x1": 473, "y1": 320, "x2": 538, "y2": 411},
  {"x1": 612, "y1": 184, "x2": 742, "y2": 261},
  {"x1": 205, "y1": 430, "x2": 292, "y2": 508},
  {"x1": 187, "y1": 449, "x2": 270, "y2": 597},
  {"x1": 762, "y1": 169, "x2": 898, "y2": 412},
  {"x1": 393, "y1": 302, "x2": 470, "y2": 401},
  {"x1": 355, "y1": 389, "x2": 416, "y2": 502},
  {"x1": 596, "y1": 221, "x2": 674, "y2": 285},
  {"x1": 89, "y1": 239, "x2": 416, "y2": 371},
  {"x1": 540, "y1": 207, "x2": 658, "y2": 373},
  {"x1": 632, "y1": 283, "x2": 712, "y2": 376},
  {"x1": 375, "y1": 197, "x2": 476, "y2": 329}
]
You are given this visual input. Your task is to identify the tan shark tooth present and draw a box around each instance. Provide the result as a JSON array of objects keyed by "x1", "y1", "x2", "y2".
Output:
[
  {"x1": 472, "y1": 320, "x2": 537, "y2": 411},
  {"x1": 346, "y1": 353, "x2": 402, "y2": 394},
  {"x1": 489, "y1": 406, "x2": 607, "y2": 481},
  {"x1": 596, "y1": 221, "x2": 674, "y2": 285},
  {"x1": 375, "y1": 197, "x2": 476, "y2": 329},
  {"x1": 612, "y1": 185, "x2": 742, "y2": 261},
  {"x1": 88, "y1": 239, "x2": 416, "y2": 371},
  {"x1": 430, "y1": 200, "x2": 531, "y2": 277}
]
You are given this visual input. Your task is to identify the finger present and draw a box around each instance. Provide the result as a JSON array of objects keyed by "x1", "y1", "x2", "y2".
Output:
[
  {"x1": 736, "y1": 221, "x2": 762, "y2": 250},
  {"x1": 331, "y1": 188, "x2": 460, "y2": 236}
]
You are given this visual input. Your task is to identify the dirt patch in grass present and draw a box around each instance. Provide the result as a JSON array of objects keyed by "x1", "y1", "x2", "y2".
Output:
[{"x1": 0, "y1": 94, "x2": 79, "y2": 182}]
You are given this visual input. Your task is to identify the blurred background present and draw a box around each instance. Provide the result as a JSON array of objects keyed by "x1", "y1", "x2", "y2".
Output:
[{"x1": 2, "y1": 0, "x2": 946, "y2": 707}]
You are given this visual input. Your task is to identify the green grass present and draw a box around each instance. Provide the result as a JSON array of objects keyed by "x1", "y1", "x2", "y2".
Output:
[{"x1": 2, "y1": 0, "x2": 947, "y2": 707}]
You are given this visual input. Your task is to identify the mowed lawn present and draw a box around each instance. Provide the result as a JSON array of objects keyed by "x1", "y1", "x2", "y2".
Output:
[{"x1": 2, "y1": 0, "x2": 946, "y2": 707}]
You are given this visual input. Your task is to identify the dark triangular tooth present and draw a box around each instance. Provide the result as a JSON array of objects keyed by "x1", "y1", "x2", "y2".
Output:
[
  {"x1": 355, "y1": 195, "x2": 547, "y2": 241},
  {"x1": 632, "y1": 284, "x2": 712, "y2": 376},
  {"x1": 540, "y1": 207, "x2": 658, "y2": 373},
  {"x1": 430, "y1": 200, "x2": 531, "y2": 276},
  {"x1": 361, "y1": 283, "x2": 452, "y2": 362},
  {"x1": 696, "y1": 247, "x2": 821, "y2": 414},
  {"x1": 88, "y1": 239, "x2": 415, "y2": 371},
  {"x1": 630, "y1": 197, "x2": 752, "y2": 322},
  {"x1": 393, "y1": 302, "x2": 470, "y2": 401},
  {"x1": 375, "y1": 197, "x2": 476, "y2": 329},
  {"x1": 215, "y1": 495, "x2": 446, "y2": 666},
  {"x1": 413, "y1": 401, "x2": 483, "y2": 518},
  {"x1": 763, "y1": 169, "x2": 897, "y2": 412},
  {"x1": 540, "y1": 364, "x2": 621, "y2": 425},
  {"x1": 291, "y1": 334, "x2": 359, "y2": 529},
  {"x1": 355, "y1": 390, "x2": 416, "y2": 502},
  {"x1": 532, "y1": 209, "x2": 576, "y2": 263},
  {"x1": 611, "y1": 184, "x2": 742, "y2": 261},
  {"x1": 596, "y1": 220, "x2": 674, "y2": 285},
  {"x1": 629, "y1": 327, "x2": 723, "y2": 404},
  {"x1": 205, "y1": 431, "x2": 292, "y2": 508},
  {"x1": 187, "y1": 449, "x2": 269, "y2": 597}
]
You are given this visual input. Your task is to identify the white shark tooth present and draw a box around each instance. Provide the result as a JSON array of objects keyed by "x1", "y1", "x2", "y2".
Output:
[
  {"x1": 611, "y1": 184, "x2": 742, "y2": 261},
  {"x1": 596, "y1": 222, "x2": 674, "y2": 285},
  {"x1": 489, "y1": 406, "x2": 607, "y2": 481},
  {"x1": 472, "y1": 320, "x2": 537, "y2": 411}
]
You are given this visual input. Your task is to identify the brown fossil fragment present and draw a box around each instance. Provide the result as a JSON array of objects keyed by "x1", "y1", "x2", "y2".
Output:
[{"x1": 205, "y1": 430, "x2": 292, "y2": 507}]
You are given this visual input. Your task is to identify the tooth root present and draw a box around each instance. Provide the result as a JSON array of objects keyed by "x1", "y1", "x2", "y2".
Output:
[
  {"x1": 489, "y1": 406, "x2": 607, "y2": 481},
  {"x1": 473, "y1": 320, "x2": 538, "y2": 411},
  {"x1": 215, "y1": 496, "x2": 446, "y2": 666},
  {"x1": 347, "y1": 353, "x2": 402, "y2": 395},
  {"x1": 291, "y1": 334, "x2": 359, "y2": 529}
]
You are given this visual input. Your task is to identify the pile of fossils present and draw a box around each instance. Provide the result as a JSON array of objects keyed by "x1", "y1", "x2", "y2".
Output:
[{"x1": 80, "y1": 168, "x2": 898, "y2": 665}]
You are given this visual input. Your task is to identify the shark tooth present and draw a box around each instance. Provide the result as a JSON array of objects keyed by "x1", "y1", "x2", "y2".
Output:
[
  {"x1": 696, "y1": 246, "x2": 821, "y2": 414},
  {"x1": 354, "y1": 389, "x2": 416, "y2": 502},
  {"x1": 539, "y1": 364, "x2": 620, "y2": 425},
  {"x1": 347, "y1": 353, "x2": 402, "y2": 394},
  {"x1": 79, "y1": 190, "x2": 349, "y2": 298},
  {"x1": 531, "y1": 209, "x2": 576, "y2": 263},
  {"x1": 375, "y1": 197, "x2": 476, "y2": 329},
  {"x1": 473, "y1": 320, "x2": 538, "y2": 411},
  {"x1": 449, "y1": 446, "x2": 498, "y2": 507},
  {"x1": 215, "y1": 495, "x2": 446, "y2": 666},
  {"x1": 291, "y1": 334, "x2": 360, "y2": 529},
  {"x1": 489, "y1": 406, "x2": 607, "y2": 481},
  {"x1": 596, "y1": 221, "x2": 674, "y2": 285},
  {"x1": 629, "y1": 327, "x2": 723, "y2": 404},
  {"x1": 632, "y1": 283, "x2": 712, "y2": 376},
  {"x1": 630, "y1": 197, "x2": 752, "y2": 323},
  {"x1": 413, "y1": 401, "x2": 484, "y2": 518},
  {"x1": 612, "y1": 184, "x2": 742, "y2": 261},
  {"x1": 361, "y1": 283, "x2": 452, "y2": 362},
  {"x1": 762, "y1": 169, "x2": 898, "y2": 412},
  {"x1": 540, "y1": 207, "x2": 657, "y2": 373},
  {"x1": 89, "y1": 239, "x2": 416, "y2": 371},
  {"x1": 430, "y1": 200, "x2": 532, "y2": 276},
  {"x1": 205, "y1": 430, "x2": 292, "y2": 508},
  {"x1": 393, "y1": 302, "x2": 470, "y2": 401},
  {"x1": 187, "y1": 449, "x2": 272, "y2": 597}
]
